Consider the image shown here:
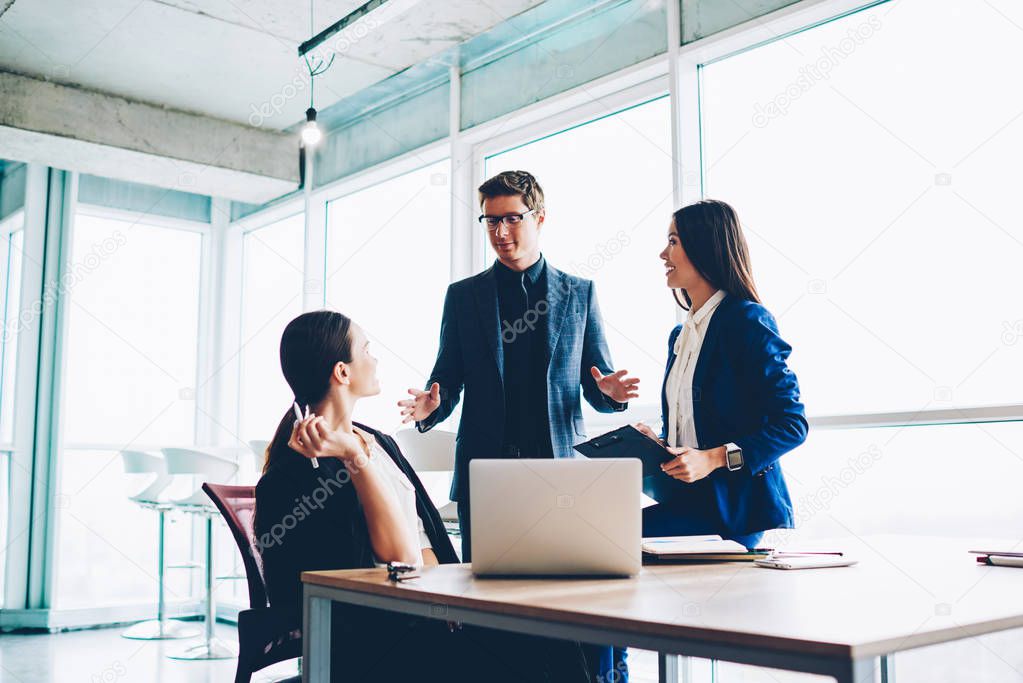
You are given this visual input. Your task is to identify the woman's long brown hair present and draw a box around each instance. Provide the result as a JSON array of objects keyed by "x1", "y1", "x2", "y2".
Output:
[
  {"x1": 262, "y1": 310, "x2": 353, "y2": 474},
  {"x1": 671, "y1": 199, "x2": 760, "y2": 310}
]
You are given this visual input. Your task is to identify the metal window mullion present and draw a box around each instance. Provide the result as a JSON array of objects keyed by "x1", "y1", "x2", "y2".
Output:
[
  {"x1": 25, "y1": 168, "x2": 77, "y2": 610},
  {"x1": 809, "y1": 405, "x2": 1023, "y2": 430},
  {"x1": 3, "y1": 165, "x2": 47, "y2": 610},
  {"x1": 450, "y1": 62, "x2": 475, "y2": 282},
  {"x1": 304, "y1": 153, "x2": 328, "y2": 311}
]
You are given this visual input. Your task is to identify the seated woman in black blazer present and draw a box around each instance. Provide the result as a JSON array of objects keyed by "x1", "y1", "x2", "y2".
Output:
[{"x1": 254, "y1": 310, "x2": 589, "y2": 683}]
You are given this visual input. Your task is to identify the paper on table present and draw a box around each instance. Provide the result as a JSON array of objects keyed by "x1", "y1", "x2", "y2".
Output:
[{"x1": 642, "y1": 535, "x2": 748, "y2": 555}]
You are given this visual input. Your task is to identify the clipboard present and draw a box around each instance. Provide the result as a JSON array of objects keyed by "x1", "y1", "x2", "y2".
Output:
[{"x1": 573, "y1": 425, "x2": 676, "y2": 503}]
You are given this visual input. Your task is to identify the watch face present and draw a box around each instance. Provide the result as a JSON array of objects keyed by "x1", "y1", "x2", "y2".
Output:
[{"x1": 726, "y1": 448, "x2": 743, "y2": 469}]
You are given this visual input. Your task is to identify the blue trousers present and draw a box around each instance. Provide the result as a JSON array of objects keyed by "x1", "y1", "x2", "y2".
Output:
[{"x1": 642, "y1": 501, "x2": 765, "y2": 548}]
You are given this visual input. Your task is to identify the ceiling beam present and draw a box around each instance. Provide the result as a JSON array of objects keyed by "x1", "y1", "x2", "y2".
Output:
[{"x1": 0, "y1": 70, "x2": 299, "y2": 204}]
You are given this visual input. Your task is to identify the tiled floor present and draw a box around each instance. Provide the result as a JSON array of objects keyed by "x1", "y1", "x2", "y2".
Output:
[
  {"x1": 3, "y1": 622, "x2": 1023, "y2": 682},
  {"x1": 0, "y1": 623, "x2": 298, "y2": 683}
]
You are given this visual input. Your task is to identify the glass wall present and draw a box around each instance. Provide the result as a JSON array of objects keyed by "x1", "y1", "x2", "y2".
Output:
[
  {"x1": 4, "y1": 10, "x2": 1021, "y2": 681},
  {"x1": 237, "y1": 212, "x2": 305, "y2": 456},
  {"x1": 0, "y1": 212, "x2": 24, "y2": 609},
  {"x1": 699, "y1": 0, "x2": 1023, "y2": 547},
  {"x1": 324, "y1": 160, "x2": 452, "y2": 433},
  {"x1": 55, "y1": 211, "x2": 203, "y2": 608},
  {"x1": 484, "y1": 96, "x2": 676, "y2": 428},
  {"x1": 1, "y1": 216, "x2": 24, "y2": 442}
]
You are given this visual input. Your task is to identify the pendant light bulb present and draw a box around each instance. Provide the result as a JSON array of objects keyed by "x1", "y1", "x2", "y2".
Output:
[{"x1": 301, "y1": 107, "x2": 322, "y2": 147}]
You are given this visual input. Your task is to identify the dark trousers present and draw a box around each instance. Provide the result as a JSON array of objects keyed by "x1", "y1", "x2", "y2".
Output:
[
  {"x1": 331, "y1": 603, "x2": 590, "y2": 682},
  {"x1": 457, "y1": 498, "x2": 628, "y2": 682},
  {"x1": 457, "y1": 498, "x2": 472, "y2": 562}
]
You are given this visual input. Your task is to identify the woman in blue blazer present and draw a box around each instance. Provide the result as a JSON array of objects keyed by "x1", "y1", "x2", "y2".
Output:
[{"x1": 636, "y1": 199, "x2": 807, "y2": 549}]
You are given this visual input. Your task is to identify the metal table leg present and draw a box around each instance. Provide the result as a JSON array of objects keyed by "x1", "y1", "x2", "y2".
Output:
[
  {"x1": 880, "y1": 654, "x2": 895, "y2": 683},
  {"x1": 659, "y1": 652, "x2": 680, "y2": 683},
  {"x1": 303, "y1": 591, "x2": 333, "y2": 683}
]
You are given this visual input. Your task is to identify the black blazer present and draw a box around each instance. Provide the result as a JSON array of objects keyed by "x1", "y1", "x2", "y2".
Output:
[
  {"x1": 417, "y1": 263, "x2": 626, "y2": 503},
  {"x1": 254, "y1": 422, "x2": 459, "y2": 627}
]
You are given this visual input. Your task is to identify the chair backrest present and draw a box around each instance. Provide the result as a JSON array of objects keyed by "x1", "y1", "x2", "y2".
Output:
[
  {"x1": 162, "y1": 448, "x2": 238, "y2": 480},
  {"x1": 392, "y1": 429, "x2": 456, "y2": 473},
  {"x1": 248, "y1": 440, "x2": 269, "y2": 473},
  {"x1": 202, "y1": 482, "x2": 267, "y2": 609},
  {"x1": 121, "y1": 449, "x2": 164, "y2": 474},
  {"x1": 120, "y1": 450, "x2": 172, "y2": 504}
]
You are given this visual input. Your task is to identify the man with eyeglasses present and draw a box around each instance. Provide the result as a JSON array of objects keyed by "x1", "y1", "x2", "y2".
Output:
[
  {"x1": 399, "y1": 170, "x2": 636, "y2": 681},
  {"x1": 399, "y1": 169, "x2": 638, "y2": 562}
]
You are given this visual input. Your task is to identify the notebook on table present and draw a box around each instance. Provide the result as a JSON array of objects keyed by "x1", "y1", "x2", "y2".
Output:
[
  {"x1": 642, "y1": 535, "x2": 770, "y2": 562},
  {"x1": 969, "y1": 550, "x2": 1023, "y2": 568}
]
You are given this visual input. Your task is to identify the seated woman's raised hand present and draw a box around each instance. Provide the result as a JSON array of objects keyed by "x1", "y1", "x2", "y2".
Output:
[{"x1": 289, "y1": 416, "x2": 367, "y2": 464}]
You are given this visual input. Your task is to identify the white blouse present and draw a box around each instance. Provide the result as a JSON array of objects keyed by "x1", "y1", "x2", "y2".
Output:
[
  {"x1": 664, "y1": 290, "x2": 726, "y2": 449},
  {"x1": 364, "y1": 435, "x2": 432, "y2": 567}
]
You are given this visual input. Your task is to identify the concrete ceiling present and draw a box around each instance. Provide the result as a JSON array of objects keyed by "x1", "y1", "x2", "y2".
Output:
[
  {"x1": 0, "y1": 0, "x2": 545, "y2": 202},
  {"x1": 0, "y1": 0, "x2": 546, "y2": 130}
]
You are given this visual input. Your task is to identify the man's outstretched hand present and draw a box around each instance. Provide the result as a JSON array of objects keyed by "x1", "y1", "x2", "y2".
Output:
[
  {"x1": 590, "y1": 367, "x2": 639, "y2": 403},
  {"x1": 398, "y1": 382, "x2": 441, "y2": 424}
]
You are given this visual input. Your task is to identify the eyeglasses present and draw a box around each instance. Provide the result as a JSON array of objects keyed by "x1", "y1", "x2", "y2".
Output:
[{"x1": 477, "y1": 209, "x2": 537, "y2": 230}]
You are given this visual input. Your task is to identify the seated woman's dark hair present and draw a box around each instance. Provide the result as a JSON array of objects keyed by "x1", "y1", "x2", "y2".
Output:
[{"x1": 262, "y1": 310, "x2": 353, "y2": 473}]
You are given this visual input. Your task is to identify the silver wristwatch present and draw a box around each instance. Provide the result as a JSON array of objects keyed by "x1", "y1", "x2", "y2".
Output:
[{"x1": 724, "y1": 442, "x2": 744, "y2": 471}]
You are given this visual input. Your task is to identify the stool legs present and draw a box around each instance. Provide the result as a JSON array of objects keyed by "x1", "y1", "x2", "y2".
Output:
[
  {"x1": 168, "y1": 514, "x2": 237, "y2": 659},
  {"x1": 123, "y1": 508, "x2": 200, "y2": 640}
]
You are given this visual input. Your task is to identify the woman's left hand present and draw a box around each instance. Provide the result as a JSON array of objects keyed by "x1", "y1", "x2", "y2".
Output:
[{"x1": 661, "y1": 446, "x2": 725, "y2": 483}]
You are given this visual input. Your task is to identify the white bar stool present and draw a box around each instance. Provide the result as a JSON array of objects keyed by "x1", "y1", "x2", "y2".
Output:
[
  {"x1": 119, "y1": 450, "x2": 200, "y2": 640},
  {"x1": 393, "y1": 429, "x2": 458, "y2": 527},
  {"x1": 162, "y1": 447, "x2": 239, "y2": 660},
  {"x1": 248, "y1": 440, "x2": 269, "y2": 474}
]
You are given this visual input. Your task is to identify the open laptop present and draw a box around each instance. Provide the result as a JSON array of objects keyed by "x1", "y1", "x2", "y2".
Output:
[{"x1": 469, "y1": 458, "x2": 641, "y2": 577}]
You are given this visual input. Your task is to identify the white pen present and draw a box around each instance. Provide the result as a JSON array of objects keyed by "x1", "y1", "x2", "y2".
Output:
[{"x1": 293, "y1": 401, "x2": 318, "y2": 469}]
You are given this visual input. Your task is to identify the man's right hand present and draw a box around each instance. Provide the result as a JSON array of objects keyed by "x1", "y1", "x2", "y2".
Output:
[{"x1": 398, "y1": 382, "x2": 441, "y2": 424}]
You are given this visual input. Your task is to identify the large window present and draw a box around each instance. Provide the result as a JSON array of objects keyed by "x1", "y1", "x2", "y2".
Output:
[
  {"x1": 56, "y1": 211, "x2": 203, "y2": 608},
  {"x1": 484, "y1": 96, "x2": 676, "y2": 427},
  {"x1": 699, "y1": 0, "x2": 1023, "y2": 544},
  {"x1": 0, "y1": 212, "x2": 24, "y2": 609},
  {"x1": 1, "y1": 215, "x2": 24, "y2": 443},
  {"x1": 325, "y1": 160, "x2": 452, "y2": 432},
  {"x1": 701, "y1": 0, "x2": 1022, "y2": 417},
  {"x1": 237, "y1": 212, "x2": 305, "y2": 449}
]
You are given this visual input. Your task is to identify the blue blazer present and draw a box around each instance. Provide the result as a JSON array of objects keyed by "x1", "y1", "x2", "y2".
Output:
[
  {"x1": 658, "y1": 294, "x2": 807, "y2": 536},
  {"x1": 418, "y1": 262, "x2": 626, "y2": 502}
]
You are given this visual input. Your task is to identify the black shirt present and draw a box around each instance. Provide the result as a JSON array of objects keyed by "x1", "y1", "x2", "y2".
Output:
[{"x1": 494, "y1": 255, "x2": 553, "y2": 458}]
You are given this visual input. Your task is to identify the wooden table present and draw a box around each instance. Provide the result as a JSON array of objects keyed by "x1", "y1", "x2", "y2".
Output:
[{"x1": 301, "y1": 536, "x2": 1023, "y2": 682}]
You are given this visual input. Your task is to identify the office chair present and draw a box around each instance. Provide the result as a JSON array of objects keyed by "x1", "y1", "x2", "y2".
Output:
[{"x1": 203, "y1": 483, "x2": 301, "y2": 683}]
